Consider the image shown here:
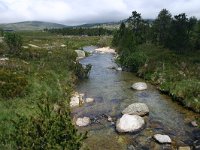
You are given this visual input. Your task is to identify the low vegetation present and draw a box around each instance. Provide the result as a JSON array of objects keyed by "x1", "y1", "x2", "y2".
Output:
[
  {"x1": 0, "y1": 31, "x2": 100, "y2": 149},
  {"x1": 113, "y1": 9, "x2": 200, "y2": 112},
  {"x1": 46, "y1": 27, "x2": 114, "y2": 36}
]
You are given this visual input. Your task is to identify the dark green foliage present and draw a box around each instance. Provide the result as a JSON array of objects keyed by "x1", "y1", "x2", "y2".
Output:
[
  {"x1": 11, "y1": 100, "x2": 87, "y2": 149},
  {"x1": 152, "y1": 9, "x2": 172, "y2": 46},
  {"x1": 4, "y1": 32, "x2": 23, "y2": 54},
  {"x1": 0, "y1": 69, "x2": 28, "y2": 98},
  {"x1": 46, "y1": 27, "x2": 113, "y2": 36},
  {"x1": 127, "y1": 11, "x2": 149, "y2": 45},
  {"x1": 0, "y1": 28, "x2": 4, "y2": 36},
  {"x1": 120, "y1": 50, "x2": 147, "y2": 71}
]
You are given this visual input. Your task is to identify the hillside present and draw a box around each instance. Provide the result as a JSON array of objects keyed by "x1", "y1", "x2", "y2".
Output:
[
  {"x1": 0, "y1": 21, "x2": 67, "y2": 31},
  {"x1": 77, "y1": 21, "x2": 121, "y2": 29}
]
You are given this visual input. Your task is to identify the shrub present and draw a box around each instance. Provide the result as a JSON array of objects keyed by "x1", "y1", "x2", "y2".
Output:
[
  {"x1": 10, "y1": 100, "x2": 87, "y2": 149},
  {"x1": 0, "y1": 69, "x2": 28, "y2": 98},
  {"x1": 4, "y1": 32, "x2": 22, "y2": 54},
  {"x1": 120, "y1": 50, "x2": 147, "y2": 71}
]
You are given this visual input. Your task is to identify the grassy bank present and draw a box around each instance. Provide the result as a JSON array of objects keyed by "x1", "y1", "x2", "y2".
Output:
[
  {"x1": 116, "y1": 43, "x2": 200, "y2": 113},
  {"x1": 0, "y1": 32, "x2": 101, "y2": 149}
]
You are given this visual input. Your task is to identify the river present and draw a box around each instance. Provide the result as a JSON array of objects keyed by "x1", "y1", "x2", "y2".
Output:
[{"x1": 72, "y1": 46, "x2": 199, "y2": 150}]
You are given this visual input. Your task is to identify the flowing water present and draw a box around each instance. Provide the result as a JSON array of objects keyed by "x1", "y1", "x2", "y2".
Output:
[{"x1": 72, "y1": 46, "x2": 199, "y2": 150}]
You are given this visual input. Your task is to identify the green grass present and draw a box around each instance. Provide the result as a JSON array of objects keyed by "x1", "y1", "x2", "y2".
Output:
[
  {"x1": 134, "y1": 43, "x2": 200, "y2": 112},
  {"x1": 0, "y1": 31, "x2": 101, "y2": 149}
]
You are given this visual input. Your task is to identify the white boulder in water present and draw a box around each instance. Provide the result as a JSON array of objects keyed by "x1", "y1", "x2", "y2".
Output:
[
  {"x1": 116, "y1": 114, "x2": 145, "y2": 133},
  {"x1": 85, "y1": 98, "x2": 94, "y2": 103},
  {"x1": 0, "y1": 57, "x2": 9, "y2": 61},
  {"x1": 76, "y1": 117, "x2": 91, "y2": 127},
  {"x1": 131, "y1": 82, "x2": 147, "y2": 90},
  {"x1": 75, "y1": 50, "x2": 85, "y2": 60},
  {"x1": 122, "y1": 103, "x2": 149, "y2": 116},
  {"x1": 153, "y1": 134, "x2": 172, "y2": 144},
  {"x1": 116, "y1": 67, "x2": 122, "y2": 71},
  {"x1": 70, "y1": 92, "x2": 84, "y2": 107}
]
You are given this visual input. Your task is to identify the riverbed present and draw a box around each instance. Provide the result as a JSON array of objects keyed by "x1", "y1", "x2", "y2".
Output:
[{"x1": 72, "y1": 46, "x2": 199, "y2": 150}]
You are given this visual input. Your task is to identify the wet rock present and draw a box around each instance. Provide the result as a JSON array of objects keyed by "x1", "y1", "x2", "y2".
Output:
[
  {"x1": 116, "y1": 67, "x2": 122, "y2": 71},
  {"x1": 178, "y1": 146, "x2": 191, "y2": 150},
  {"x1": 193, "y1": 129, "x2": 200, "y2": 140},
  {"x1": 75, "y1": 50, "x2": 85, "y2": 60},
  {"x1": 0, "y1": 57, "x2": 9, "y2": 61},
  {"x1": 131, "y1": 82, "x2": 147, "y2": 90},
  {"x1": 85, "y1": 98, "x2": 94, "y2": 103},
  {"x1": 193, "y1": 140, "x2": 200, "y2": 150},
  {"x1": 76, "y1": 117, "x2": 91, "y2": 127},
  {"x1": 116, "y1": 114, "x2": 145, "y2": 133},
  {"x1": 127, "y1": 145, "x2": 136, "y2": 150},
  {"x1": 191, "y1": 121, "x2": 198, "y2": 127},
  {"x1": 107, "y1": 116, "x2": 113, "y2": 122},
  {"x1": 153, "y1": 134, "x2": 172, "y2": 144},
  {"x1": 122, "y1": 103, "x2": 149, "y2": 116}
]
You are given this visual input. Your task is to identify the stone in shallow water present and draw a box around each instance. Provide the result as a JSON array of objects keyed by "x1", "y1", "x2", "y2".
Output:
[
  {"x1": 122, "y1": 103, "x2": 149, "y2": 116},
  {"x1": 153, "y1": 134, "x2": 172, "y2": 144},
  {"x1": 85, "y1": 98, "x2": 94, "y2": 103},
  {"x1": 116, "y1": 114, "x2": 145, "y2": 133},
  {"x1": 191, "y1": 121, "x2": 198, "y2": 127},
  {"x1": 116, "y1": 67, "x2": 122, "y2": 71},
  {"x1": 131, "y1": 82, "x2": 147, "y2": 90},
  {"x1": 178, "y1": 146, "x2": 191, "y2": 150},
  {"x1": 76, "y1": 117, "x2": 91, "y2": 127}
]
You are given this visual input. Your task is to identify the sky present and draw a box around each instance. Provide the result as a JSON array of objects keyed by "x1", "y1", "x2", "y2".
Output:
[{"x1": 0, "y1": 0, "x2": 200, "y2": 25}]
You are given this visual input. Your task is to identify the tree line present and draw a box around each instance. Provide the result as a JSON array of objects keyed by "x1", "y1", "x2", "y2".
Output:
[
  {"x1": 45, "y1": 27, "x2": 114, "y2": 36},
  {"x1": 112, "y1": 9, "x2": 200, "y2": 54}
]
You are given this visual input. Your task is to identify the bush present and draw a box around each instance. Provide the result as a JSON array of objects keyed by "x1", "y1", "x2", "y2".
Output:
[
  {"x1": 4, "y1": 32, "x2": 22, "y2": 54},
  {"x1": 10, "y1": 100, "x2": 87, "y2": 149},
  {"x1": 0, "y1": 69, "x2": 28, "y2": 98},
  {"x1": 120, "y1": 50, "x2": 147, "y2": 71}
]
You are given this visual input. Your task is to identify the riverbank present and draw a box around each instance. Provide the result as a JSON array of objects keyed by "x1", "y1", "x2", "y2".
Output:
[
  {"x1": 0, "y1": 32, "x2": 101, "y2": 149},
  {"x1": 115, "y1": 43, "x2": 200, "y2": 114}
]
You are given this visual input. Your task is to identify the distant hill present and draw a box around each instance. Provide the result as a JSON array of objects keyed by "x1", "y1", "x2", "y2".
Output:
[
  {"x1": 75, "y1": 19, "x2": 154, "y2": 30},
  {"x1": 0, "y1": 21, "x2": 67, "y2": 31},
  {"x1": 77, "y1": 21, "x2": 121, "y2": 30}
]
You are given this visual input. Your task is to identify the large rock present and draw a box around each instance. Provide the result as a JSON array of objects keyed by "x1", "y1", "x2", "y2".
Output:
[
  {"x1": 131, "y1": 82, "x2": 147, "y2": 90},
  {"x1": 116, "y1": 114, "x2": 145, "y2": 133},
  {"x1": 153, "y1": 134, "x2": 172, "y2": 144},
  {"x1": 70, "y1": 92, "x2": 83, "y2": 107},
  {"x1": 76, "y1": 117, "x2": 91, "y2": 127},
  {"x1": 122, "y1": 103, "x2": 149, "y2": 116},
  {"x1": 75, "y1": 50, "x2": 85, "y2": 60}
]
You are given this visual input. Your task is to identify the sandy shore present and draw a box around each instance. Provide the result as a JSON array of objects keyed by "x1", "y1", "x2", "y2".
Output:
[{"x1": 95, "y1": 47, "x2": 116, "y2": 54}]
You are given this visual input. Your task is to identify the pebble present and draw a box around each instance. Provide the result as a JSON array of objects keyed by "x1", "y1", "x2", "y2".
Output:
[{"x1": 191, "y1": 121, "x2": 198, "y2": 127}]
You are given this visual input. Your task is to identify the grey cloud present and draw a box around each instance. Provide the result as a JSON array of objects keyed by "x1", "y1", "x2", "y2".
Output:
[{"x1": 0, "y1": 0, "x2": 200, "y2": 25}]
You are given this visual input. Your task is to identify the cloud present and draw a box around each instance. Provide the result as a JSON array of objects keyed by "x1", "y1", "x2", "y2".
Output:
[{"x1": 0, "y1": 0, "x2": 200, "y2": 25}]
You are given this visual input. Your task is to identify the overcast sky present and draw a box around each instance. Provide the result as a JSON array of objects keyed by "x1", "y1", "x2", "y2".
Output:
[{"x1": 0, "y1": 0, "x2": 200, "y2": 25}]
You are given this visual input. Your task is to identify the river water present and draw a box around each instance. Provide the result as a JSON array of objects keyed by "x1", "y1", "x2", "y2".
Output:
[{"x1": 72, "y1": 46, "x2": 199, "y2": 150}]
